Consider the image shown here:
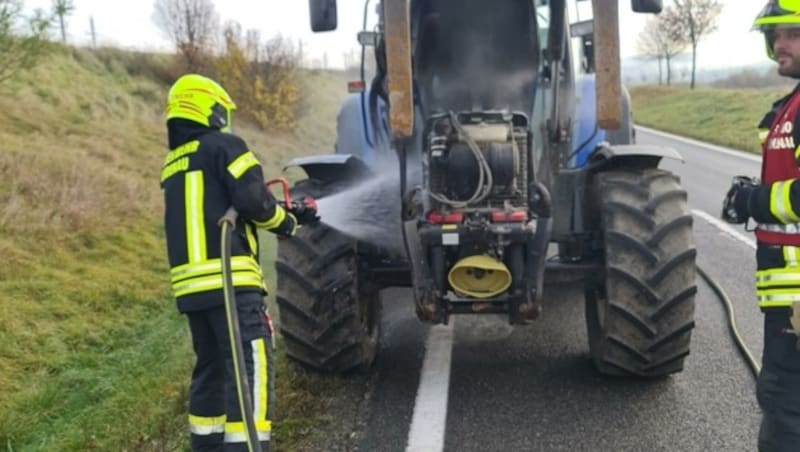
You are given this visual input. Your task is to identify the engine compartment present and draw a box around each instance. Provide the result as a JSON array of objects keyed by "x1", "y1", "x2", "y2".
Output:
[{"x1": 424, "y1": 111, "x2": 530, "y2": 216}]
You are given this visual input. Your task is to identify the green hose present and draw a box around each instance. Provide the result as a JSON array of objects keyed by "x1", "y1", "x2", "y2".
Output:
[
  {"x1": 219, "y1": 207, "x2": 262, "y2": 452},
  {"x1": 697, "y1": 264, "x2": 761, "y2": 378}
]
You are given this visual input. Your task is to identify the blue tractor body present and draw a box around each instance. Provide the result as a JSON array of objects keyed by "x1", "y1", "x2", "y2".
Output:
[{"x1": 278, "y1": 0, "x2": 696, "y2": 378}]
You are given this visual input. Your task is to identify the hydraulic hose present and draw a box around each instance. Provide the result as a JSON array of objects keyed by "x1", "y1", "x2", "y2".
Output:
[
  {"x1": 696, "y1": 264, "x2": 761, "y2": 379},
  {"x1": 219, "y1": 207, "x2": 262, "y2": 452}
]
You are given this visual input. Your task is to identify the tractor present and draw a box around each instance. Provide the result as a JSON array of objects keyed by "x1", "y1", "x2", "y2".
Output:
[{"x1": 275, "y1": 0, "x2": 697, "y2": 377}]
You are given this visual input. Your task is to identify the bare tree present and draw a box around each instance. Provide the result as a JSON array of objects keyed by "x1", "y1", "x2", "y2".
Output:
[
  {"x1": 0, "y1": 1, "x2": 51, "y2": 84},
  {"x1": 636, "y1": 8, "x2": 687, "y2": 86},
  {"x1": 245, "y1": 28, "x2": 260, "y2": 63},
  {"x1": 152, "y1": 0, "x2": 219, "y2": 71},
  {"x1": 52, "y1": 0, "x2": 73, "y2": 44},
  {"x1": 669, "y1": 0, "x2": 723, "y2": 89}
]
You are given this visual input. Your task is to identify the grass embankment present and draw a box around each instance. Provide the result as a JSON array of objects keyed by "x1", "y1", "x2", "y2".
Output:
[
  {"x1": 629, "y1": 84, "x2": 792, "y2": 154},
  {"x1": 0, "y1": 46, "x2": 348, "y2": 451}
]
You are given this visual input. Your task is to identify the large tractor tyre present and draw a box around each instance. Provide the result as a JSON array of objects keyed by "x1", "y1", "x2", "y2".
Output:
[
  {"x1": 275, "y1": 181, "x2": 381, "y2": 373},
  {"x1": 585, "y1": 168, "x2": 697, "y2": 377}
]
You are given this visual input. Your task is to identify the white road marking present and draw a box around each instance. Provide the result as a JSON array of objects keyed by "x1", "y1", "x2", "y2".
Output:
[
  {"x1": 406, "y1": 319, "x2": 455, "y2": 452},
  {"x1": 637, "y1": 125, "x2": 762, "y2": 163},
  {"x1": 692, "y1": 209, "x2": 757, "y2": 250}
]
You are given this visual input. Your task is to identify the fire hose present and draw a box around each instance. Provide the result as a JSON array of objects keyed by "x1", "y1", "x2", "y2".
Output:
[
  {"x1": 218, "y1": 206, "x2": 262, "y2": 452},
  {"x1": 216, "y1": 177, "x2": 304, "y2": 452},
  {"x1": 697, "y1": 265, "x2": 761, "y2": 378}
]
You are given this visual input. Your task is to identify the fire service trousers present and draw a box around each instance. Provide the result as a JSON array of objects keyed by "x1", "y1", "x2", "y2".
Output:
[
  {"x1": 758, "y1": 309, "x2": 800, "y2": 452},
  {"x1": 185, "y1": 293, "x2": 273, "y2": 452},
  {"x1": 757, "y1": 245, "x2": 800, "y2": 451}
]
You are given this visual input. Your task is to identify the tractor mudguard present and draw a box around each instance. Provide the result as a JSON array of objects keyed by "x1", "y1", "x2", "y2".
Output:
[
  {"x1": 283, "y1": 154, "x2": 373, "y2": 186},
  {"x1": 589, "y1": 143, "x2": 684, "y2": 167},
  {"x1": 551, "y1": 143, "x2": 684, "y2": 240}
]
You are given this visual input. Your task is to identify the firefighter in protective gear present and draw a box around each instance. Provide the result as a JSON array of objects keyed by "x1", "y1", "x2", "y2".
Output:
[
  {"x1": 160, "y1": 74, "x2": 315, "y2": 451},
  {"x1": 722, "y1": 3, "x2": 800, "y2": 449}
]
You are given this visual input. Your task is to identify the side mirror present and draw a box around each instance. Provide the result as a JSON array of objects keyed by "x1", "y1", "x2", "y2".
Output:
[
  {"x1": 569, "y1": 19, "x2": 593, "y2": 38},
  {"x1": 631, "y1": 0, "x2": 662, "y2": 13},
  {"x1": 309, "y1": 0, "x2": 338, "y2": 32},
  {"x1": 358, "y1": 30, "x2": 378, "y2": 47}
]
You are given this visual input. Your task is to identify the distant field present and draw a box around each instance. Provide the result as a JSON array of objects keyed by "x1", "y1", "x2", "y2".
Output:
[
  {"x1": 0, "y1": 46, "x2": 350, "y2": 451},
  {"x1": 629, "y1": 85, "x2": 789, "y2": 154}
]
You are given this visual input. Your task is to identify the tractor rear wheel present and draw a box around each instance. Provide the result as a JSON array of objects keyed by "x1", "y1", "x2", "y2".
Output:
[
  {"x1": 275, "y1": 181, "x2": 381, "y2": 373},
  {"x1": 585, "y1": 168, "x2": 697, "y2": 377}
]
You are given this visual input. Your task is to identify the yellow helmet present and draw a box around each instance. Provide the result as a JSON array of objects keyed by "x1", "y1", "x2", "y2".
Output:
[
  {"x1": 166, "y1": 74, "x2": 236, "y2": 132},
  {"x1": 753, "y1": 0, "x2": 800, "y2": 60}
]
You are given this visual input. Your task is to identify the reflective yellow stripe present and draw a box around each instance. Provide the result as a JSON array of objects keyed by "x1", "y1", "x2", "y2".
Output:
[
  {"x1": 163, "y1": 140, "x2": 200, "y2": 167},
  {"x1": 756, "y1": 258, "x2": 800, "y2": 308},
  {"x1": 189, "y1": 414, "x2": 226, "y2": 435},
  {"x1": 227, "y1": 151, "x2": 260, "y2": 179},
  {"x1": 224, "y1": 421, "x2": 271, "y2": 443},
  {"x1": 254, "y1": 206, "x2": 287, "y2": 230},
  {"x1": 252, "y1": 338, "x2": 269, "y2": 425},
  {"x1": 246, "y1": 223, "x2": 258, "y2": 255},
  {"x1": 756, "y1": 266, "x2": 800, "y2": 278},
  {"x1": 757, "y1": 287, "x2": 800, "y2": 299},
  {"x1": 759, "y1": 300, "x2": 795, "y2": 308},
  {"x1": 784, "y1": 246, "x2": 800, "y2": 267},
  {"x1": 756, "y1": 267, "x2": 800, "y2": 288},
  {"x1": 173, "y1": 272, "x2": 264, "y2": 298},
  {"x1": 770, "y1": 181, "x2": 800, "y2": 223},
  {"x1": 161, "y1": 157, "x2": 189, "y2": 183},
  {"x1": 757, "y1": 289, "x2": 797, "y2": 308},
  {"x1": 171, "y1": 256, "x2": 261, "y2": 282},
  {"x1": 185, "y1": 171, "x2": 207, "y2": 262},
  {"x1": 759, "y1": 129, "x2": 769, "y2": 144}
]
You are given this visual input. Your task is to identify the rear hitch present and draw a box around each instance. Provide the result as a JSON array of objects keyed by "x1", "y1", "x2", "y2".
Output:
[{"x1": 518, "y1": 182, "x2": 552, "y2": 322}]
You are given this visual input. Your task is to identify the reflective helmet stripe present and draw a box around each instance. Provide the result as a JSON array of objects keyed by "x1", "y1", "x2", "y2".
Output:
[{"x1": 166, "y1": 74, "x2": 237, "y2": 130}]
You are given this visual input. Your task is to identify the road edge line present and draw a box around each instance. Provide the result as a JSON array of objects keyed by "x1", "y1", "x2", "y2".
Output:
[
  {"x1": 637, "y1": 125, "x2": 761, "y2": 163},
  {"x1": 692, "y1": 209, "x2": 757, "y2": 250}
]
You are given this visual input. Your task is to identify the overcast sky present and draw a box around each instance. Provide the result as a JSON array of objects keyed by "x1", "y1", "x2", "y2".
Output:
[{"x1": 24, "y1": 0, "x2": 770, "y2": 70}]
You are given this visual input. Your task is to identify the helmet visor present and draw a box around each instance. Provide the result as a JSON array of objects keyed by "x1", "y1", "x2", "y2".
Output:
[{"x1": 754, "y1": 0, "x2": 800, "y2": 29}]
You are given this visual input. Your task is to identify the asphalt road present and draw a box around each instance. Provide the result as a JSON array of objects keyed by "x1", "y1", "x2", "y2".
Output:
[{"x1": 341, "y1": 127, "x2": 766, "y2": 452}]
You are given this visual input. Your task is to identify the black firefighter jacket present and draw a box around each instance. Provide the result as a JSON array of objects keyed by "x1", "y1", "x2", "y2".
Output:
[{"x1": 160, "y1": 119, "x2": 293, "y2": 312}]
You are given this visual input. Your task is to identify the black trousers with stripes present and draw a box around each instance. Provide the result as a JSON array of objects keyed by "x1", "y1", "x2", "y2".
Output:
[
  {"x1": 185, "y1": 292, "x2": 272, "y2": 452},
  {"x1": 757, "y1": 246, "x2": 800, "y2": 451}
]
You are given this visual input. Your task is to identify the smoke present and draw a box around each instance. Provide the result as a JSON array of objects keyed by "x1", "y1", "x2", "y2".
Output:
[
  {"x1": 315, "y1": 158, "x2": 405, "y2": 253},
  {"x1": 415, "y1": 0, "x2": 539, "y2": 113}
]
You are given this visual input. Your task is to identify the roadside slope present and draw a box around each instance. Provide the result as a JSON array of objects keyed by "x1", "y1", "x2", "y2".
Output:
[
  {"x1": 629, "y1": 85, "x2": 785, "y2": 154},
  {"x1": 0, "y1": 46, "x2": 349, "y2": 450}
]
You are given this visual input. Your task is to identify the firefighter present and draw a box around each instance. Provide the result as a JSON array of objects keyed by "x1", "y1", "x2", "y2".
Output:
[
  {"x1": 722, "y1": 2, "x2": 800, "y2": 449},
  {"x1": 160, "y1": 73, "x2": 318, "y2": 451}
]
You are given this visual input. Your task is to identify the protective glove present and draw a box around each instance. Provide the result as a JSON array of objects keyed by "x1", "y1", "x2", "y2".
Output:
[
  {"x1": 721, "y1": 176, "x2": 758, "y2": 224},
  {"x1": 272, "y1": 211, "x2": 298, "y2": 239},
  {"x1": 286, "y1": 196, "x2": 320, "y2": 225}
]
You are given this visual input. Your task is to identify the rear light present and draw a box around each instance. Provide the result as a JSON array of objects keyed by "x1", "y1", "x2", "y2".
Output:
[
  {"x1": 491, "y1": 210, "x2": 528, "y2": 222},
  {"x1": 348, "y1": 80, "x2": 366, "y2": 93},
  {"x1": 427, "y1": 211, "x2": 464, "y2": 224}
]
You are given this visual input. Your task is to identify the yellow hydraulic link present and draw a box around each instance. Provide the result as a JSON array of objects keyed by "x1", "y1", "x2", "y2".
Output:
[
  {"x1": 593, "y1": 0, "x2": 622, "y2": 130},
  {"x1": 382, "y1": 0, "x2": 414, "y2": 139}
]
